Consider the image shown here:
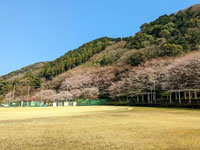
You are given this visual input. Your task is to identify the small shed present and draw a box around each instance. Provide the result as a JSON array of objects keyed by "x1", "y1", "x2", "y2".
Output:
[
  {"x1": 21, "y1": 97, "x2": 41, "y2": 107},
  {"x1": 53, "y1": 101, "x2": 64, "y2": 107}
]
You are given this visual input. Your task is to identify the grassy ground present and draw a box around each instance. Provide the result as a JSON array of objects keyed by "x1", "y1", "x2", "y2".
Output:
[{"x1": 0, "y1": 106, "x2": 200, "y2": 150}]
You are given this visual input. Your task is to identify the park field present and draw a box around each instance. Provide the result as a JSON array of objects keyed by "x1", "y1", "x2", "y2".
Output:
[{"x1": 0, "y1": 106, "x2": 200, "y2": 150}]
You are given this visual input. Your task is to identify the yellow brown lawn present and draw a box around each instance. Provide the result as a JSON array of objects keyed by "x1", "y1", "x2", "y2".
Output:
[{"x1": 0, "y1": 106, "x2": 200, "y2": 150}]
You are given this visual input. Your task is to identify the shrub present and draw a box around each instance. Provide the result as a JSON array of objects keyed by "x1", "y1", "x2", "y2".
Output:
[
  {"x1": 128, "y1": 33, "x2": 154, "y2": 49},
  {"x1": 128, "y1": 50, "x2": 148, "y2": 66},
  {"x1": 160, "y1": 44, "x2": 183, "y2": 57}
]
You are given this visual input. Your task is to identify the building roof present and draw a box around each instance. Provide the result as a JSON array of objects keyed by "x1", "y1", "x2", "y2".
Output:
[{"x1": 22, "y1": 97, "x2": 38, "y2": 101}]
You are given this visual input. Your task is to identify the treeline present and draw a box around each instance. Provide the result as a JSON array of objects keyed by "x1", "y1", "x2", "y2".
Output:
[
  {"x1": 122, "y1": 8, "x2": 200, "y2": 66},
  {"x1": 40, "y1": 37, "x2": 121, "y2": 80},
  {"x1": 0, "y1": 80, "x2": 12, "y2": 95}
]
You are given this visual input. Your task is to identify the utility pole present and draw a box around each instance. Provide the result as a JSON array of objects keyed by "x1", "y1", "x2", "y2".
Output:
[
  {"x1": 40, "y1": 86, "x2": 43, "y2": 104},
  {"x1": 66, "y1": 80, "x2": 70, "y2": 102},
  {"x1": 118, "y1": 88, "x2": 121, "y2": 102},
  {"x1": 12, "y1": 84, "x2": 15, "y2": 103},
  {"x1": 150, "y1": 86, "x2": 153, "y2": 103},
  {"x1": 154, "y1": 82, "x2": 156, "y2": 104},
  {"x1": 26, "y1": 86, "x2": 30, "y2": 107}
]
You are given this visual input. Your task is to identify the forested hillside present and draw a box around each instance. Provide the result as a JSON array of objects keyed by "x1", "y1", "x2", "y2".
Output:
[
  {"x1": 101, "y1": 5, "x2": 200, "y2": 66},
  {"x1": 40, "y1": 37, "x2": 121, "y2": 80},
  {"x1": 58, "y1": 51, "x2": 200, "y2": 100},
  {"x1": 1, "y1": 4, "x2": 200, "y2": 102},
  {"x1": 0, "y1": 37, "x2": 121, "y2": 96}
]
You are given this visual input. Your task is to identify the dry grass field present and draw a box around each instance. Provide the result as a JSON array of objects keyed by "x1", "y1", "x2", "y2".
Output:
[{"x1": 0, "y1": 106, "x2": 200, "y2": 150}]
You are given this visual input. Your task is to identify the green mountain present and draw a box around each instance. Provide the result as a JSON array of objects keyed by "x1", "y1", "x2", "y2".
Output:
[
  {"x1": 1, "y1": 4, "x2": 200, "y2": 101},
  {"x1": 0, "y1": 62, "x2": 47, "y2": 81}
]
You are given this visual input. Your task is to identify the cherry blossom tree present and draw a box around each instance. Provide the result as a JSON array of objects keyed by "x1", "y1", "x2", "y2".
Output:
[
  {"x1": 70, "y1": 89, "x2": 82, "y2": 99},
  {"x1": 108, "y1": 51, "x2": 200, "y2": 98},
  {"x1": 60, "y1": 66, "x2": 115, "y2": 98},
  {"x1": 54, "y1": 91, "x2": 73, "y2": 101},
  {"x1": 5, "y1": 92, "x2": 13, "y2": 103},
  {"x1": 57, "y1": 51, "x2": 200, "y2": 100},
  {"x1": 34, "y1": 89, "x2": 56, "y2": 102},
  {"x1": 80, "y1": 87, "x2": 99, "y2": 99}
]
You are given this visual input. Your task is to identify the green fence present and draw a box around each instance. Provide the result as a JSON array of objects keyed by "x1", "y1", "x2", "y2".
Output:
[
  {"x1": 31, "y1": 101, "x2": 40, "y2": 107},
  {"x1": 21, "y1": 101, "x2": 41, "y2": 107},
  {"x1": 6, "y1": 102, "x2": 18, "y2": 107},
  {"x1": 11, "y1": 102, "x2": 17, "y2": 107},
  {"x1": 77, "y1": 99, "x2": 107, "y2": 106},
  {"x1": 22, "y1": 101, "x2": 31, "y2": 107}
]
